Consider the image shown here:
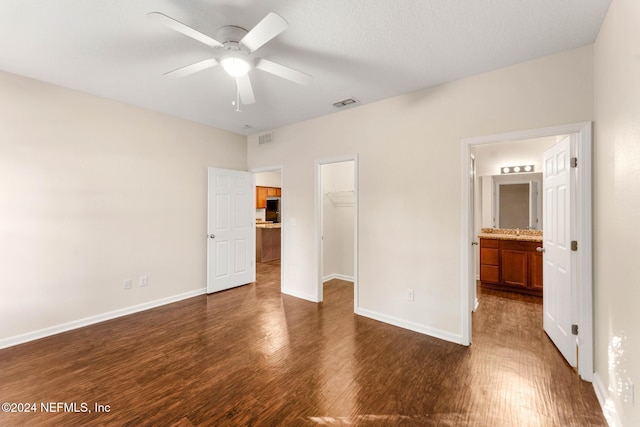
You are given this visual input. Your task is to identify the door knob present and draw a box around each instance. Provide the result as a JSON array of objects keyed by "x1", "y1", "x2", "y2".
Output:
[
  {"x1": 536, "y1": 247, "x2": 545, "y2": 253},
  {"x1": 209, "y1": 234, "x2": 216, "y2": 239},
  {"x1": 471, "y1": 241, "x2": 479, "y2": 246}
]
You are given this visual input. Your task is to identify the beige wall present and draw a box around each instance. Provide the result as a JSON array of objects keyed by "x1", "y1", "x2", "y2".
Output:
[
  {"x1": 594, "y1": 0, "x2": 640, "y2": 425},
  {"x1": 0, "y1": 71, "x2": 246, "y2": 345},
  {"x1": 472, "y1": 137, "x2": 557, "y2": 177},
  {"x1": 248, "y1": 45, "x2": 594, "y2": 341},
  {"x1": 255, "y1": 171, "x2": 282, "y2": 188}
]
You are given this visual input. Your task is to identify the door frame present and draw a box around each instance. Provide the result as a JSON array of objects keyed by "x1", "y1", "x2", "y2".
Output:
[
  {"x1": 460, "y1": 122, "x2": 593, "y2": 381},
  {"x1": 250, "y1": 165, "x2": 284, "y2": 292},
  {"x1": 315, "y1": 155, "x2": 359, "y2": 311}
]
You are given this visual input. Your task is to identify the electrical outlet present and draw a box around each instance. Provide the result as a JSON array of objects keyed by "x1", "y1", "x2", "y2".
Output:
[
  {"x1": 407, "y1": 288, "x2": 414, "y2": 301},
  {"x1": 124, "y1": 279, "x2": 132, "y2": 290},
  {"x1": 139, "y1": 275, "x2": 148, "y2": 287}
]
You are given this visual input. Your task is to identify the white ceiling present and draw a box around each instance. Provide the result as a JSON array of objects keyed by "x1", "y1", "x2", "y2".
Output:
[{"x1": 0, "y1": 1, "x2": 611, "y2": 136}]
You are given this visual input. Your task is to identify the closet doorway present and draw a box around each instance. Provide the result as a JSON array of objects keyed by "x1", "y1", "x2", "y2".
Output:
[{"x1": 316, "y1": 157, "x2": 358, "y2": 309}]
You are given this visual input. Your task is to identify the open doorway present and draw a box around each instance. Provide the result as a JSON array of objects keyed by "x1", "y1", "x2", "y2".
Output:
[
  {"x1": 253, "y1": 167, "x2": 283, "y2": 292},
  {"x1": 461, "y1": 122, "x2": 593, "y2": 381},
  {"x1": 316, "y1": 157, "x2": 358, "y2": 308}
]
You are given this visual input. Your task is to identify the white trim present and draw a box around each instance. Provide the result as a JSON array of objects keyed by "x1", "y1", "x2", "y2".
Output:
[
  {"x1": 281, "y1": 287, "x2": 319, "y2": 303},
  {"x1": 575, "y1": 124, "x2": 593, "y2": 381},
  {"x1": 593, "y1": 373, "x2": 621, "y2": 427},
  {"x1": 461, "y1": 122, "x2": 593, "y2": 380},
  {"x1": 0, "y1": 288, "x2": 206, "y2": 350},
  {"x1": 356, "y1": 307, "x2": 462, "y2": 344},
  {"x1": 323, "y1": 273, "x2": 355, "y2": 283}
]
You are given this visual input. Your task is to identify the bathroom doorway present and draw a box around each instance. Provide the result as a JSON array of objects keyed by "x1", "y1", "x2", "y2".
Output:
[{"x1": 461, "y1": 122, "x2": 593, "y2": 380}]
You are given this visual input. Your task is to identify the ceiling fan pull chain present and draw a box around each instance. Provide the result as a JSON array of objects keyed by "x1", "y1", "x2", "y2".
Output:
[{"x1": 234, "y1": 77, "x2": 241, "y2": 112}]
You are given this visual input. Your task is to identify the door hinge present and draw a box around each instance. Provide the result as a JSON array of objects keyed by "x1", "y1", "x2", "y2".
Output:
[
  {"x1": 571, "y1": 241, "x2": 578, "y2": 251},
  {"x1": 571, "y1": 324, "x2": 579, "y2": 335},
  {"x1": 570, "y1": 157, "x2": 578, "y2": 168}
]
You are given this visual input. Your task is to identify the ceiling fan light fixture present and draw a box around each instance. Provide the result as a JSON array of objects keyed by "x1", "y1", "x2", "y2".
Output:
[{"x1": 221, "y1": 56, "x2": 250, "y2": 77}]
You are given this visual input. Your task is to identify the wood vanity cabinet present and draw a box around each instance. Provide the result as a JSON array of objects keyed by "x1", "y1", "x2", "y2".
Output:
[
  {"x1": 480, "y1": 238, "x2": 543, "y2": 296},
  {"x1": 479, "y1": 239, "x2": 501, "y2": 285}
]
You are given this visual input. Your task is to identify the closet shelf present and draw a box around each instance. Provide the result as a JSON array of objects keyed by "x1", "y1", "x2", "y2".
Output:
[{"x1": 325, "y1": 190, "x2": 355, "y2": 207}]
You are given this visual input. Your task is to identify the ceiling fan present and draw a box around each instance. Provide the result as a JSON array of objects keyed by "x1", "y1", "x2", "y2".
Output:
[{"x1": 148, "y1": 11, "x2": 312, "y2": 110}]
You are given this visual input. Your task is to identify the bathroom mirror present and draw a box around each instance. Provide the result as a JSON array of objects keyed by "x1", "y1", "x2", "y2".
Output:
[{"x1": 491, "y1": 173, "x2": 542, "y2": 230}]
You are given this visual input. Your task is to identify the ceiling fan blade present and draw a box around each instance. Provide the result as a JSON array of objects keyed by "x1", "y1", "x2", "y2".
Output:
[
  {"x1": 148, "y1": 12, "x2": 223, "y2": 48},
  {"x1": 236, "y1": 74, "x2": 256, "y2": 105},
  {"x1": 164, "y1": 58, "x2": 219, "y2": 78},
  {"x1": 255, "y1": 58, "x2": 312, "y2": 86},
  {"x1": 240, "y1": 12, "x2": 288, "y2": 52}
]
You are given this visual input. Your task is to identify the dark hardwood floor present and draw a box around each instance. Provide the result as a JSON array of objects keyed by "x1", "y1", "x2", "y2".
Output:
[{"x1": 0, "y1": 261, "x2": 606, "y2": 426}]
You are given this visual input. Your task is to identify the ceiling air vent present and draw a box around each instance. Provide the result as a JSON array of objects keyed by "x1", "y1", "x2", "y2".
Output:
[
  {"x1": 258, "y1": 131, "x2": 274, "y2": 145},
  {"x1": 332, "y1": 97, "x2": 359, "y2": 108}
]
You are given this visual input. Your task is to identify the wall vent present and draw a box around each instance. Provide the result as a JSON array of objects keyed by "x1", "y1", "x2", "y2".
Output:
[
  {"x1": 332, "y1": 97, "x2": 359, "y2": 108},
  {"x1": 258, "y1": 131, "x2": 274, "y2": 145}
]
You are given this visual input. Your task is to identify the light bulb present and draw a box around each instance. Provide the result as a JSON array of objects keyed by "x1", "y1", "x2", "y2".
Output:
[
  {"x1": 513, "y1": 166, "x2": 521, "y2": 172},
  {"x1": 524, "y1": 165, "x2": 532, "y2": 172},
  {"x1": 503, "y1": 167, "x2": 510, "y2": 174},
  {"x1": 221, "y1": 56, "x2": 250, "y2": 77}
]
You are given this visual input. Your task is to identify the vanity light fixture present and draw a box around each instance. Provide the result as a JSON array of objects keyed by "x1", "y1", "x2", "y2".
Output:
[{"x1": 501, "y1": 164, "x2": 535, "y2": 174}]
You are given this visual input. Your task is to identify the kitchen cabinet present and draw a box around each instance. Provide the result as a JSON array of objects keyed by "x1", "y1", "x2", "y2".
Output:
[
  {"x1": 256, "y1": 227, "x2": 281, "y2": 262},
  {"x1": 256, "y1": 186, "x2": 281, "y2": 209},
  {"x1": 256, "y1": 187, "x2": 268, "y2": 209},
  {"x1": 480, "y1": 238, "x2": 543, "y2": 296},
  {"x1": 267, "y1": 187, "x2": 281, "y2": 197}
]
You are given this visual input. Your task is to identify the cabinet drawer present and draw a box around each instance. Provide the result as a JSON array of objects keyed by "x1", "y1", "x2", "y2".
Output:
[
  {"x1": 480, "y1": 248, "x2": 499, "y2": 266},
  {"x1": 480, "y1": 238, "x2": 500, "y2": 249},
  {"x1": 480, "y1": 265, "x2": 500, "y2": 284},
  {"x1": 501, "y1": 240, "x2": 540, "y2": 252}
]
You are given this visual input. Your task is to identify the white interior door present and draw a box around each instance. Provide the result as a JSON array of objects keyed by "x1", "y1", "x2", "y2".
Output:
[
  {"x1": 542, "y1": 136, "x2": 576, "y2": 367},
  {"x1": 207, "y1": 168, "x2": 255, "y2": 293}
]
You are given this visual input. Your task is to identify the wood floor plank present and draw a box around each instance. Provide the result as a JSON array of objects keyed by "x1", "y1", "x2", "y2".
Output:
[{"x1": 0, "y1": 261, "x2": 606, "y2": 426}]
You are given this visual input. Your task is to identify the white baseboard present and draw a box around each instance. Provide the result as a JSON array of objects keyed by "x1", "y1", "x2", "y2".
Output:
[
  {"x1": 323, "y1": 273, "x2": 354, "y2": 283},
  {"x1": 281, "y1": 287, "x2": 319, "y2": 303},
  {"x1": 0, "y1": 288, "x2": 207, "y2": 350},
  {"x1": 592, "y1": 372, "x2": 621, "y2": 427},
  {"x1": 355, "y1": 307, "x2": 463, "y2": 345}
]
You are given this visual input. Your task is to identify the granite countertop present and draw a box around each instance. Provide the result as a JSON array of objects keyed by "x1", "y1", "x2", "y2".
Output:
[
  {"x1": 478, "y1": 228, "x2": 542, "y2": 242},
  {"x1": 256, "y1": 223, "x2": 281, "y2": 229}
]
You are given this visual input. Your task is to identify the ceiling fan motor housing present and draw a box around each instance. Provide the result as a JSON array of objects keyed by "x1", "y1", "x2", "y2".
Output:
[{"x1": 217, "y1": 25, "x2": 250, "y2": 55}]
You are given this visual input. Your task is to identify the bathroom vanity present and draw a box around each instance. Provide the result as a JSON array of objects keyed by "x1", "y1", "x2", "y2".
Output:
[{"x1": 478, "y1": 228, "x2": 543, "y2": 296}]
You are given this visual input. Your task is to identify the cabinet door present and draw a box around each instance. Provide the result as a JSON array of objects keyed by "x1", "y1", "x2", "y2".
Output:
[
  {"x1": 529, "y1": 251, "x2": 544, "y2": 292},
  {"x1": 501, "y1": 250, "x2": 528, "y2": 288},
  {"x1": 267, "y1": 187, "x2": 278, "y2": 196},
  {"x1": 256, "y1": 187, "x2": 268, "y2": 209}
]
